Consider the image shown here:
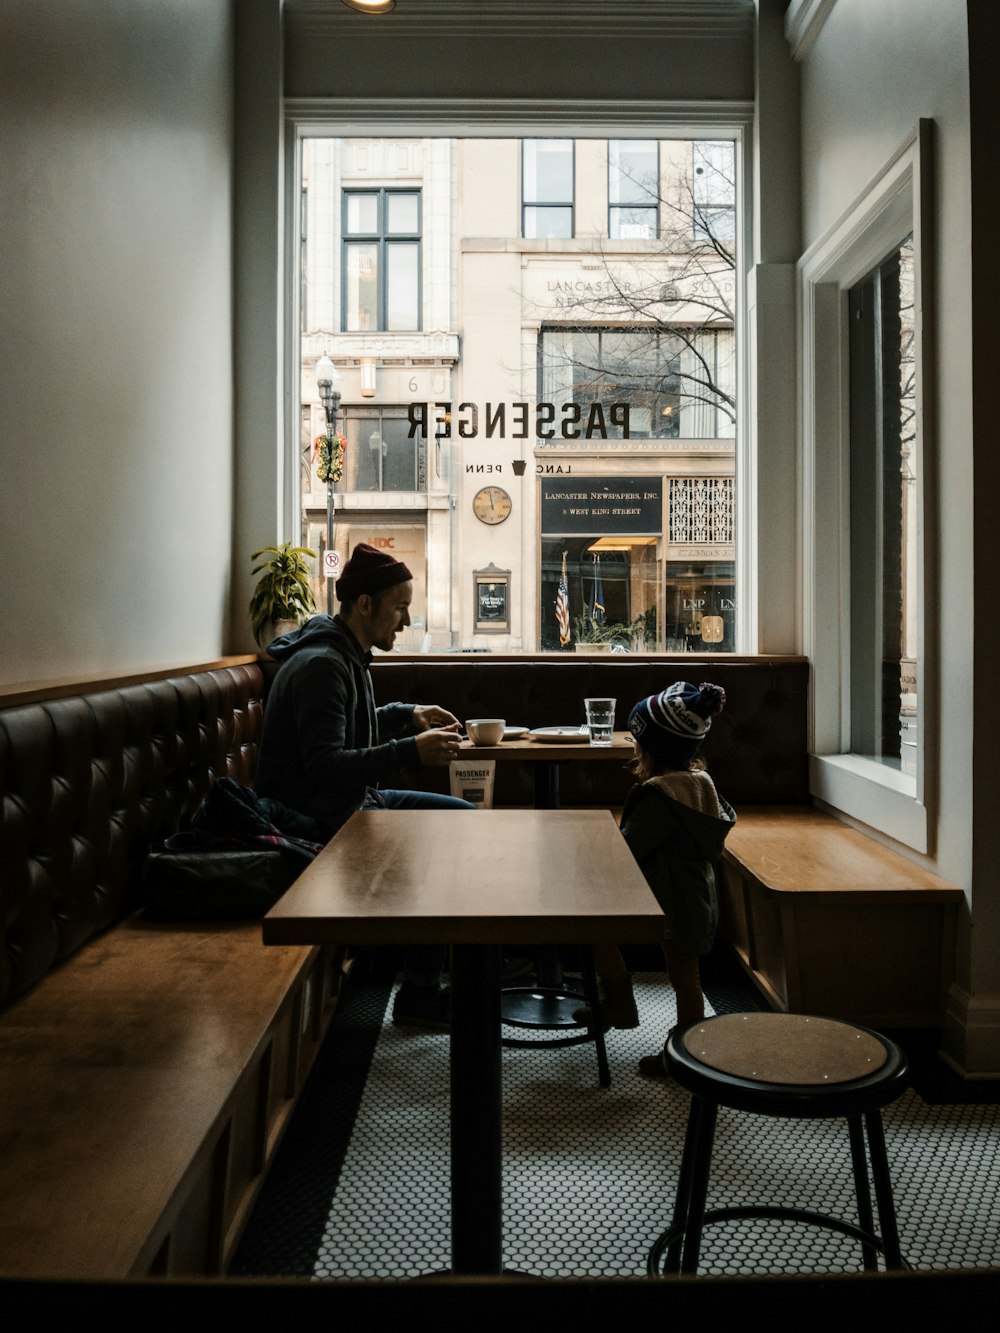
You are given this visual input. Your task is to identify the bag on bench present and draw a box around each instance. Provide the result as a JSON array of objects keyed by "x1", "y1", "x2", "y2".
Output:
[
  {"x1": 142, "y1": 848, "x2": 295, "y2": 919},
  {"x1": 142, "y1": 778, "x2": 325, "y2": 919}
]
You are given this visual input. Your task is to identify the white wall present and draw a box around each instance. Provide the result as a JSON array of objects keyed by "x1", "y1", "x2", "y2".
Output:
[
  {"x1": 796, "y1": 0, "x2": 1000, "y2": 1068},
  {"x1": 0, "y1": 0, "x2": 235, "y2": 686}
]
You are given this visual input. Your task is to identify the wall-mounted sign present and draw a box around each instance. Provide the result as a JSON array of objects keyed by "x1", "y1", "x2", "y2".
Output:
[
  {"x1": 540, "y1": 477, "x2": 663, "y2": 535},
  {"x1": 474, "y1": 564, "x2": 511, "y2": 633}
]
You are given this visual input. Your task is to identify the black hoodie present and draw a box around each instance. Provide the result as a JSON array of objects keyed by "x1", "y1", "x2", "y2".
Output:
[
  {"x1": 620, "y1": 770, "x2": 736, "y2": 955},
  {"x1": 254, "y1": 615, "x2": 419, "y2": 838}
]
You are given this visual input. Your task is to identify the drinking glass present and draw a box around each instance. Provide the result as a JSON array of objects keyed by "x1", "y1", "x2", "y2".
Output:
[{"x1": 584, "y1": 697, "x2": 616, "y2": 747}]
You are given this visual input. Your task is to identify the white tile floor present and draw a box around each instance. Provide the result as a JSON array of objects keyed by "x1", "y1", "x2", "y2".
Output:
[{"x1": 314, "y1": 977, "x2": 1000, "y2": 1281}]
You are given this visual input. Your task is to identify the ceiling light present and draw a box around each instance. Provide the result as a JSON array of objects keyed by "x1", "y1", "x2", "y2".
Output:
[{"x1": 340, "y1": 0, "x2": 397, "y2": 13}]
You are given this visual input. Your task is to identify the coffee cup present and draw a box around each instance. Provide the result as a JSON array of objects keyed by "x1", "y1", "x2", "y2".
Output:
[{"x1": 466, "y1": 718, "x2": 505, "y2": 746}]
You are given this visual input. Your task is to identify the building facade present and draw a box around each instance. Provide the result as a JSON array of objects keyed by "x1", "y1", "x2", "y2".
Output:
[{"x1": 299, "y1": 134, "x2": 737, "y2": 652}]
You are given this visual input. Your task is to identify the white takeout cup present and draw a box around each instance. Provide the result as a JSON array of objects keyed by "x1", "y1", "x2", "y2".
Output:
[{"x1": 466, "y1": 718, "x2": 505, "y2": 746}]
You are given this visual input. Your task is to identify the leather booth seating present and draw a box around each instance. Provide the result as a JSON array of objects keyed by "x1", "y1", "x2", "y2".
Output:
[{"x1": 0, "y1": 661, "x2": 342, "y2": 1279}]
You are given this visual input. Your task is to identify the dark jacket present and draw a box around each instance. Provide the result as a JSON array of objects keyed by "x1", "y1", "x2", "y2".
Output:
[
  {"x1": 619, "y1": 771, "x2": 736, "y2": 955},
  {"x1": 254, "y1": 615, "x2": 419, "y2": 838}
]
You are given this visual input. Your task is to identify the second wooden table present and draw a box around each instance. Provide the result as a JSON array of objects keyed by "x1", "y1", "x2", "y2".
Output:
[{"x1": 264, "y1": 807, "x2": 664, "y2": 1274}]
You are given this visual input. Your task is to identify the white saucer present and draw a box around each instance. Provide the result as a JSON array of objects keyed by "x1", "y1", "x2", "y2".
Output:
[
  {"x1": 503, "y1": 725, "x2": 529, "y2": 740},
  {"x1": 529, "y1": 726, "x2": 590, "y2": 743}
]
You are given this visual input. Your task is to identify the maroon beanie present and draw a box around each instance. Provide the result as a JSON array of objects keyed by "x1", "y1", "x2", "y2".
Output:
[{"x1": 335, "y1": 543, "x2": 413, "y2": 601}]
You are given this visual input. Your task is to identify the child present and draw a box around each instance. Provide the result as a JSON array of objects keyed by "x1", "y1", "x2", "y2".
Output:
[{"x1": 621, "y1": 680, "x2": 736, "y2": 1078}]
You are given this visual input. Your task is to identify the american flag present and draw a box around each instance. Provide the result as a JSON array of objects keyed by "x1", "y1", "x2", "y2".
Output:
[{"x1": 555, "y1": 551, "x2": 571, "y2": 646}]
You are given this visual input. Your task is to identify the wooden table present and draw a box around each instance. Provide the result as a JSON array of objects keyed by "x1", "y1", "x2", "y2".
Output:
[
  {"x1": 459, "y1": 729, "x2": 634, "y2": 807},
  {"x1": 263, "y1": 807, "x2": 664, "y2": 1275}
]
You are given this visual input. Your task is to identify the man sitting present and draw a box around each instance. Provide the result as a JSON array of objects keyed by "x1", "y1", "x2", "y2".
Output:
[{"x1": 255, "y1": 542, "x2": 472, "y2": 1027}]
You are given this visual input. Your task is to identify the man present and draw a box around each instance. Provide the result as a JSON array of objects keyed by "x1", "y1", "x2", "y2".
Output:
[{"x1": 255, "y1": 542, "x2": 472, "y2": 1027}]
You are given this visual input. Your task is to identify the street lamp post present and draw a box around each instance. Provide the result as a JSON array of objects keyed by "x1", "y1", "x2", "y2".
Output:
[{"x1": 315, "y1": 355, "x2": 343, "y2": 616}]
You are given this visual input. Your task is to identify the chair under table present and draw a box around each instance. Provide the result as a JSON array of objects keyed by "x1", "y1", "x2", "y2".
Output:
[{"x1": 648, "y1": 1011, "x2": 910, "y2": 1276}]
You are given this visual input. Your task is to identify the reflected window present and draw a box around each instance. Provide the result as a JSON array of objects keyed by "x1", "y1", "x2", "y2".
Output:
[{"x1": 343, "y1": 189, "x2": 420, "y2": 331}]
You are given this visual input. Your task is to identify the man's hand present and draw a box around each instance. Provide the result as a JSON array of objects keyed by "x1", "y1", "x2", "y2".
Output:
[
  {"x1": 413, "y1": 704, "x2": 461, "y2": 732},
  {"x1": 414, "y1": 726, "x2": 463, "y2": 767}
]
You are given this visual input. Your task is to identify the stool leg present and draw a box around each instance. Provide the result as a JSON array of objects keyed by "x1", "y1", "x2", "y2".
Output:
[
  {"x1": 865, "y1": 1110, "x2": 904, "y2": 1270},
  {"x1": 679, "y1": 1098, "x2": 717, "y2": 1275},
  {"x1": 662, "y1": 1095, "x2": 702, "y2": 1273},
  {"x1": 847, "y1": 1115, "x2": 879, "y2": 1271},
  {"x1": 581, "y1": 947, "x2": 610, "y2": 1088}
]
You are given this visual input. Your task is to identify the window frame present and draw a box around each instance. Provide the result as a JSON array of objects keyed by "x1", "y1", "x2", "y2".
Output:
[
  {"x1": 799, "y1": 123, "x2": 933, "y2": 851},
  {"x1": 521, "y1": 138, "x2": 575, "y2": 239},
  {"x1": 341, "y1": 187, "x2": 422, "y2": 332},
  {"x1": 285, "y1": 112, "x2": 753, "y2": 656},
  {"x1": 608, "y1": 138, "x2": 660, "y2": 240},
  {"x1": 335, "y1": 404, "x2": 427, "y2": 495}
]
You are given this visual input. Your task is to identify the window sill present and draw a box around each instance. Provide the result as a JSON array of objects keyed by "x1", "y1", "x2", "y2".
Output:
[{"x1": 809, "y1": 753, "x2": 927, "y2": 853}]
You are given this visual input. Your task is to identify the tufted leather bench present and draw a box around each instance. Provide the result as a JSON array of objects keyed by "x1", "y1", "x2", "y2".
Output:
[
  {"x1": 0, "y1": 661, "x2": 341, "y2": 1278},
  {"x1": 369, "y1": 654, "x2": 810, "y2": 809}
]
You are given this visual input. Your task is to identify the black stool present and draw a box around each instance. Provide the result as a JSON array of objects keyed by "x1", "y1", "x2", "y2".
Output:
[
  {"x1": 648, "y1": 1012, "x2": 909, "y2": 1276},
  {"x1": 501, "y1": 946, "x2": 611, "y2": 1087}
]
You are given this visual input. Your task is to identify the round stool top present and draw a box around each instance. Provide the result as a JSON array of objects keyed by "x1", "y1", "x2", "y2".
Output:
[{"x1": 681, "y1": 1013, "x2": 888, "y2": 1085}]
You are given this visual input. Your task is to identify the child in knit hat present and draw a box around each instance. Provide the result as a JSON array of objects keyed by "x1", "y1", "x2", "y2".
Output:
[{"x1": 616, "y1": 680, "x2": 736, "y2": 1078}]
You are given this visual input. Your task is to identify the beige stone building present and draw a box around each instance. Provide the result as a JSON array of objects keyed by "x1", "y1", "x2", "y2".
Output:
[{"x1": 299, "y1": 135, "x2": 737, "y2": 651}]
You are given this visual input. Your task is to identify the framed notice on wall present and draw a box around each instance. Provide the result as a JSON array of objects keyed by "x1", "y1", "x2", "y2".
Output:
[{"x1": 473, "y1": 564, "x2": 511, "y2": 633}]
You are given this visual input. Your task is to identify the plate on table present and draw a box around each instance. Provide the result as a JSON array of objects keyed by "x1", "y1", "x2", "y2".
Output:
[
  {"x1": 529, "y1": 726, "x2": 591, "y2": 743},
  {"x1": 503, "y1": 725, "x2": 529, "y2": 740}
]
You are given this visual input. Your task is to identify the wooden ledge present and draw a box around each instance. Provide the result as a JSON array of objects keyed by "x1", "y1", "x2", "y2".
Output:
[
  {"x1": 718, "y1": 805, "x2": 962, "y2": 1027},
  {"x1": 725, "y1": 806, "x2": 962, "y2": 900},
  {"x1": 0, "y1": 657, "x2": 264, "y2": 709}
]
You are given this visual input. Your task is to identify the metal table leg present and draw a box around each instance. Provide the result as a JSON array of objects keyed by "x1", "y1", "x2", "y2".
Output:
[{"x1": 450, "y1": 942, "x2": 503, "y2": 1275}]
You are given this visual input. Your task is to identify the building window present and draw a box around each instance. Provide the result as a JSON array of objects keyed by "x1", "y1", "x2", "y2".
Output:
[
  {"x1": 609, "y1": 140, "x2": 658, "y2": 239},
  {"x1": 692, "y1": 142, "x2": 736, "y2": 245},
  {"x1": 522, "y1": 140, "x2": 574, "y2": 238},
  {"x1": 335, "y1": 407, "x2": 425, "y2": 493},
  {"x1": 665, "y1": 563, "x2": 736, "y2": 653},
  {"x1": 540, "y1": 327, "x2": 734, "y2": 440},
  {"x1": 342, "y1": 190, "x2": 421, "y2": 331},
  {"x1": 848, "y1": 237, "x2": 916, "y2": 772}
]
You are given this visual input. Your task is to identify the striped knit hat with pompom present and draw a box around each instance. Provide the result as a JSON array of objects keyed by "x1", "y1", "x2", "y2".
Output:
[{"x1": 627, "y1": 680, "x2": 726, "y2": 763}]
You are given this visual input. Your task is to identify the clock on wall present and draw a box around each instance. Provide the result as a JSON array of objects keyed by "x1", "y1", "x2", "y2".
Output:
[{"x1": 472, "y1": 485, "x2": 512, "y2": 525}]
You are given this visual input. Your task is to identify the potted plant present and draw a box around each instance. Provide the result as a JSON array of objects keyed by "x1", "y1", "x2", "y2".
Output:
[{"x1": 249, "y1": 543, "x2": 317, "y2": 649}]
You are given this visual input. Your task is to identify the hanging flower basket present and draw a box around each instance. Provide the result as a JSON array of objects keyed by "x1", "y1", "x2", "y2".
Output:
[{"x1": 314, "y1": 432, "x2": 347, "y2": 484}]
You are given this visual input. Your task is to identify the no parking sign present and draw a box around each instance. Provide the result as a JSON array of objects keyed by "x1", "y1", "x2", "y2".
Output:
[{"x1": 323, "y1": 550, "x2": 341, "y2": 580}]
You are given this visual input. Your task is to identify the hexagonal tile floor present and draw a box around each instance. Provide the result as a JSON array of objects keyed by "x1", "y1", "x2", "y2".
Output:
[{"x1": 233, "y1": 959, "x2": 1000, "y2": 1280}]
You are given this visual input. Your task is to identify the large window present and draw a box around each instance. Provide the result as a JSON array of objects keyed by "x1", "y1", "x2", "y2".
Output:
[
  {"x1": 343, "y1": 189, "x2": 421, "y2": 331},
  {"x1": 522, "y1": 139, "x2": 574, "y2": 238},
  {"x1": 336, "y1": 408, "x2": 425, "y2": 494},
  {"x1": 295, "y1": 133, "x2": 743, "y2": 657},
  {"x1": 801, "y1": 124, "x2": 929, "y2": 849},
  {"x1": 609, "y1": 140, "x2": 658, "y2": 239}
]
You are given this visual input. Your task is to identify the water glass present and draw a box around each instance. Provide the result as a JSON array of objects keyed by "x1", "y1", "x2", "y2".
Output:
[{"x1": 585, "y1": 697, "x2": 616, "y2": 747}]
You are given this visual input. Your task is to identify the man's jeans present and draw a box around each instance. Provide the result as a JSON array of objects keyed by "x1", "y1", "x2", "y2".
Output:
[{"x1": 375, "y1": 789, "x2": 476, "y2": 988}]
